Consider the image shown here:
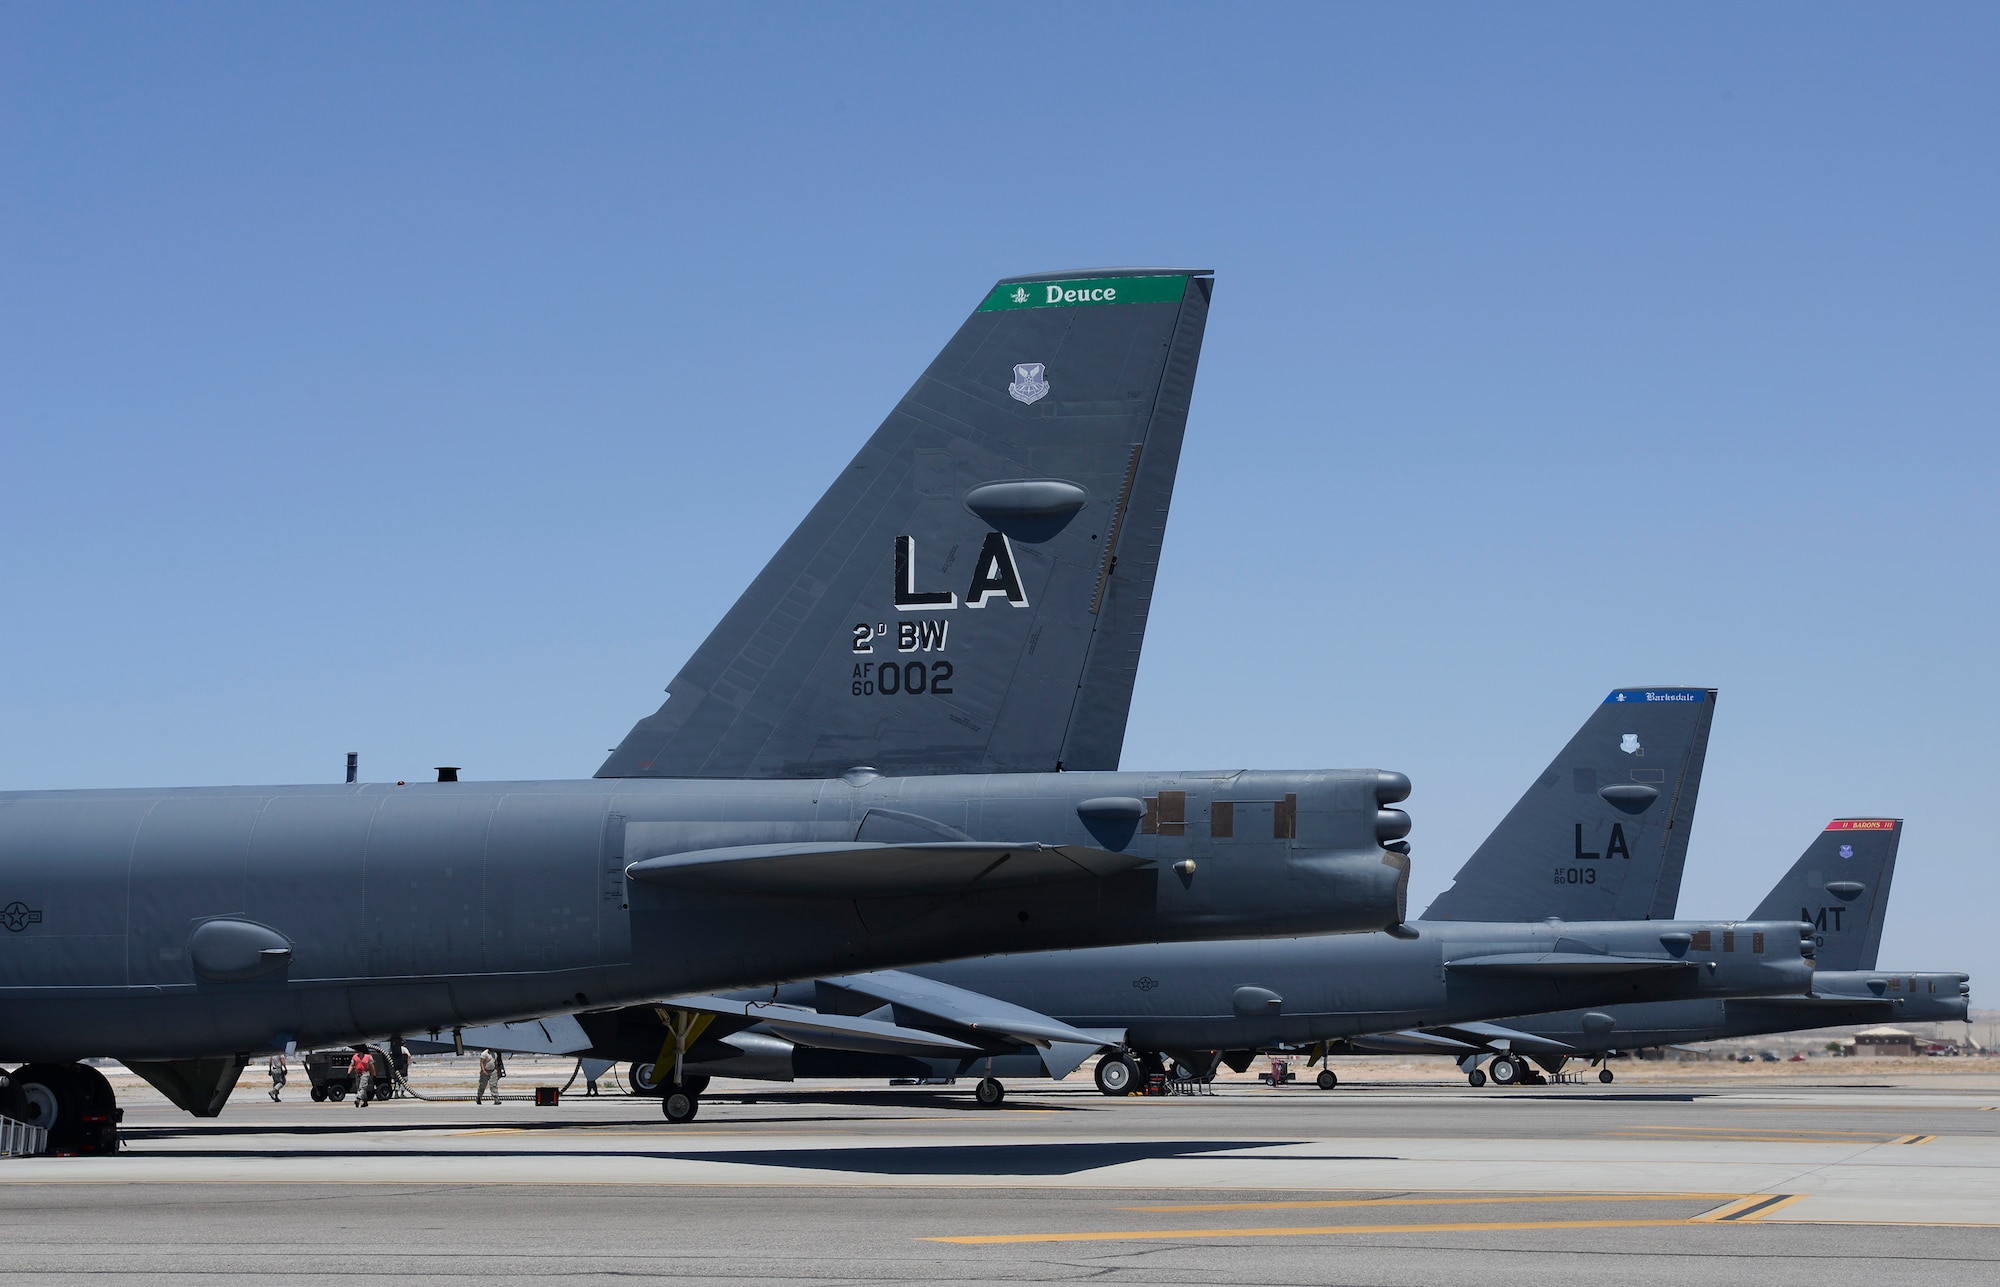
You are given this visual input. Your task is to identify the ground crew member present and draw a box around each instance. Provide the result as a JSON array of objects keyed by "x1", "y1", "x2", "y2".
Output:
[
  {"x1": 267, "y1": 1053, "x2": 287, "y2": 1102},
  {"x1": 351, "y1": 1047, "x2": 374, "y2": 1107},
  {"x1": 477, "y1": 1048, "x2": 501, "y2": 1104}
]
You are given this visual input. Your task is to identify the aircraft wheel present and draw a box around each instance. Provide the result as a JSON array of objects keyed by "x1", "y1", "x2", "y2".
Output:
[
  {"x1": 12, "y1": 1065, "x2": 67, "y2": 1145},
  {"x1": 1466, "y1": 1067, "x2": 1487, "y2": 1088},
  {"x1": 1094, "y1": 1052, "x2": 1139, "y2": 1096},
  {"x1": 310, "y1": 1085, "x2": 328, "y2": 1103},
  {"x1": 974, "y1": 1077, "x2": 1006, "y2": 1107},
  {"x1": 1599, "y1": 1068, "x2": 1615, "y2": 1084},
  {"x1": 1316, "y1": 1069, "x2": 1338, "y2": 1090},
  {"x1": 66, "y1": 1064, "x2": 117, "y2": 1152},
  {"x1": 680, "y1": 1075, "x2": 711, "y2": 1096},
  {"x1": 13, "y1": 1063, "x2": 117, "y2": 1154},
  {"x1": 629, "y1": 1061, "x2": 661, "y2": 1095},
  {"x1": 662, "y1": 1089, "x2": 700, "y2": 1123},
  {"x1": 1488, "y1": 1056, "x2": 1522, "y2": 1087}
]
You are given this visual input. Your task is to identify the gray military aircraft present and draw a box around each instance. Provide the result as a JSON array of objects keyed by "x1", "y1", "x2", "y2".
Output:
[
  {"x1": 1360, "y1": 818, "x2": 1971, "y2": 1082},
  {"x1": 0, "y1": 268, "x2": 1419, "y2": 1149},
  {"x1": 534, "y1": 687, "x2": 1820, "y2": 1104}
]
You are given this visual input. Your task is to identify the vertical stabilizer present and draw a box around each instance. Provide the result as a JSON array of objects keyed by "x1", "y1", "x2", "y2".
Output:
[
  {"x1": 599, "y1": 270, "x2": 1212, "y2": 779},
  {"x1": 1749, "y1": 819, "x2": 1901, "y2": 971},
  {"x1": 1422, "y1": 688, "x2": 1715, "y2": 922}
]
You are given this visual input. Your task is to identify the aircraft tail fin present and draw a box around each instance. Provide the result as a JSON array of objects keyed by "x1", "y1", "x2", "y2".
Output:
[
  {"x1": 599, "y1": 269, "x2": 1213, "y2": 779},
  {"x1": 1749, "y1": 819, "x2": 1901, "y2": 972},
  {"x1": 1421, "y1": 688, "x2": 1715, "y2": 922}
]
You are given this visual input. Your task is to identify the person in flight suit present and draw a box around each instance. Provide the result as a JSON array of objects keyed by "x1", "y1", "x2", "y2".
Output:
[{"x1": 477, "y1": 1048, "x2": 502, "y2": 1104}]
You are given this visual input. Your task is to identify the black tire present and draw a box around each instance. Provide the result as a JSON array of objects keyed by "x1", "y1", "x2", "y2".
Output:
[
  {"x1": 1599, "y1": 1068, "x2": 1615, "y2": 1084},
  {"x1": 974, "y1": 1077, "x2": 1006, "y2": 1107},
  {"x1": 662, "y1": 1090, "x2": 699, "y2": 1123},
  {"x1": 629, "y1": 1061, "x2": 660, "y2": 1094},
  {"x1": 1316, "y1": 1069, "x2": 1338, "y2": 1090},
  {"x1": 1467, "y1": 1067, "x2": 1487, "y2": 1088},
  {"x1": 330, "y1": 1086, "x2": 346, "y2": 1101},
  {"x1": 310, "y1": 1085, "x2": 327, "y2": 1102},
  {"x1": 679, "y1": 1075, "x2": 711, "y2": 1097},
  {"x1": 1094, "y1": 1052, "x2": 1139, "y2": 1096},
  {"x1": 67, "y1": 1064, "x2": 117, "y2": 1151},
  {"x1": 1488, "y1": 1056, "x2": 1522, "y2": 1087},
  {"x1": 12, "y1": 1064, "x2": 72, "y2": 1151}
]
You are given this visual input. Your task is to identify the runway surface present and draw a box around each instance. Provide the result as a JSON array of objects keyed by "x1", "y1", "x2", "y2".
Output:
[{"x1": 4, "y1": 1072, "x2": 1997, "y2": 1284}]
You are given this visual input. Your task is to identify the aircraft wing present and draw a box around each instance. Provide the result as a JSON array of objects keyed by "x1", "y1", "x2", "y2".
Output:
[
  {"x1": 625, "y1": 841, "x2": 1147, "y2": 897},
  {"x1": 1445, "y1": 953, "x2": 1695, "y2": 979},
  {"x1": 1731, "y1": 993, "x2": 1896, "y2": 1010},
  {"x1": 1419, "y1": 1020, "x2": 1580, "y2": 1056},
  {"x1": 1341, "y1": 1029, "x2": 1485, "y2": 1055},
  {"x1": 818, "y1": 970, "x2": 1110, "y2": 1049},
  {"x1": 402, "y1": 1013, "x2": 596, "y2": 1056},
  {"x1": 661, "y1": 994, "x2": 982, "y2": 1056}
]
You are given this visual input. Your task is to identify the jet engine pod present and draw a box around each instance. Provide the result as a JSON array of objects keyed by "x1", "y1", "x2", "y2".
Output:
[
  {"x1": 187, "y1": 919, "x2": 293, "y2": 983},
  {"x1": 1375, "y1": 809, "x2": 1412, "y2": 843},
  {"x1": 962, "y1": 479, "x2": 1089, "y2": 542},
  {"x1": 1373, "y1": 771, "x2": 1412, "y2": 804}
]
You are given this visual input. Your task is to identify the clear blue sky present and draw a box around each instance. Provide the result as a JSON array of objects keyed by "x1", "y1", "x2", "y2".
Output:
[{"x1": 4, "y1": 6, "x2": 1995, "y2": 985}]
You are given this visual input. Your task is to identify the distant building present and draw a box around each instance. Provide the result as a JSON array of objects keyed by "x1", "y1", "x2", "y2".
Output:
[{"x1": 1852, "y1": 1026, "x2": 1918, "y2": 1058}]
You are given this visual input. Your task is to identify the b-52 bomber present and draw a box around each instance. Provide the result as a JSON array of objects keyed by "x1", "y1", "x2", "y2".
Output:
[
  {"x1": 532, "y1": 687, "x2": 1818, "y2": 1103},
  {"x1": 1366, "y1": 817, "x2": 1970, "y2": 1083},
  {"x1": 0, "y1": 269, "x2": 1418, "y2": 1149}
]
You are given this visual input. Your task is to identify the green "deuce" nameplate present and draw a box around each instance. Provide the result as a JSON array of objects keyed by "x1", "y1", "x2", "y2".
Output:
[{"x1": 978, "y1": 275, "x2": 1188, "y2": 311}]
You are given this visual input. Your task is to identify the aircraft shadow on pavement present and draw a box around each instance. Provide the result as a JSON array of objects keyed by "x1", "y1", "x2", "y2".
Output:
[
  {"x1": 108, "y1": 1138, "x2": 1325, "y2": 1175},
  {"x1": 649, "y1": 1140, "x2": 1300, "y2": 1175}
]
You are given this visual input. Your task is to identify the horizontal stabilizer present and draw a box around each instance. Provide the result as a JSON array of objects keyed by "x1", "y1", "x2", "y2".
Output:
[
  {"x1": 662, "y1": 995, "x2": 980, "y2": 1056},
  {"x1": 1445, "y1": 952, "x2": 1692, "y2": 978},
  {"x1": 625, "y1": 841, "x2": 1146, "y2": 897},
  {"x1": 820, "y1": 969, "x2": 1108, "y2": 1049}
]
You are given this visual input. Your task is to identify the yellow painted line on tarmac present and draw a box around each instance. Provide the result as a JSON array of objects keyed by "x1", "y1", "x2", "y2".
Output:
[
  {"x1": 1692, "y1": 1193, "x2": 1796, "y2": 1222},
  {"x1": 1123, "y1": 1192, "x2": 1745, "y2": 1213},
  {"x1": 1614, "y1": 1124, "x2": 1916, "y2": 1138},
  {"x1": 1890, "y1": 1134, "x2": 1937, "y2": 1145},
  {"x1": 1604, "y1": 1132, "x2": 1884, "y2": 1144},
  {"x1": 930, "y1": 1192, "x2": 1812, "y2": 1243},
  {"x1": 929, "y1": 1218, "x2": 1705, "y2": 1244}
]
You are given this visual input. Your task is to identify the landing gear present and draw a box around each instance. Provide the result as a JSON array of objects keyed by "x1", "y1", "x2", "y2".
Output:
[
  {"x1": 1487, "y1": 1055, "x2": 1524, "y2": 1087},
  {"x1": 8, "y1": 1063, "x2": 120, "y2": 1154},
  {"x1": 1599, "y1": 1068, "x2": 1615, "y2": 1084},
  {"x1": 1316, "y1": 1069, "x2": 1338, "y2": 1090},
  {"x1": 1094, "y1": 1052, "x2": 1139, "y2": 1096},
  {"x1": 974, "y1": 1077, "x2": 1006, "y2": 1107},
  {"x1": 661, "y1": 1087, "x2": 700, "y2": 1123},
  {"x1": 629, "y1": 1061, "x2": 708, "y2": 1098},
  {"x1": 1466, "y1": 1067, "x2": 1487, "y2": 1088}
]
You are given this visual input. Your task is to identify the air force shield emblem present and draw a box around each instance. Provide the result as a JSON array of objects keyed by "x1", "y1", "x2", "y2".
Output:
[
  {"x1": 1839, "y1": 843, "x2": 1854, "y2": 859},
  {"x1": 1008, "y1": 362, "x2": 1049, "y2": 405}
]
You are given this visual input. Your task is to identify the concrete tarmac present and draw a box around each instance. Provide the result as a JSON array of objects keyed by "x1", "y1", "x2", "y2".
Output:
[{"x1": 4, "y1": 1070, "x2": 1998, "y2": 1284}]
